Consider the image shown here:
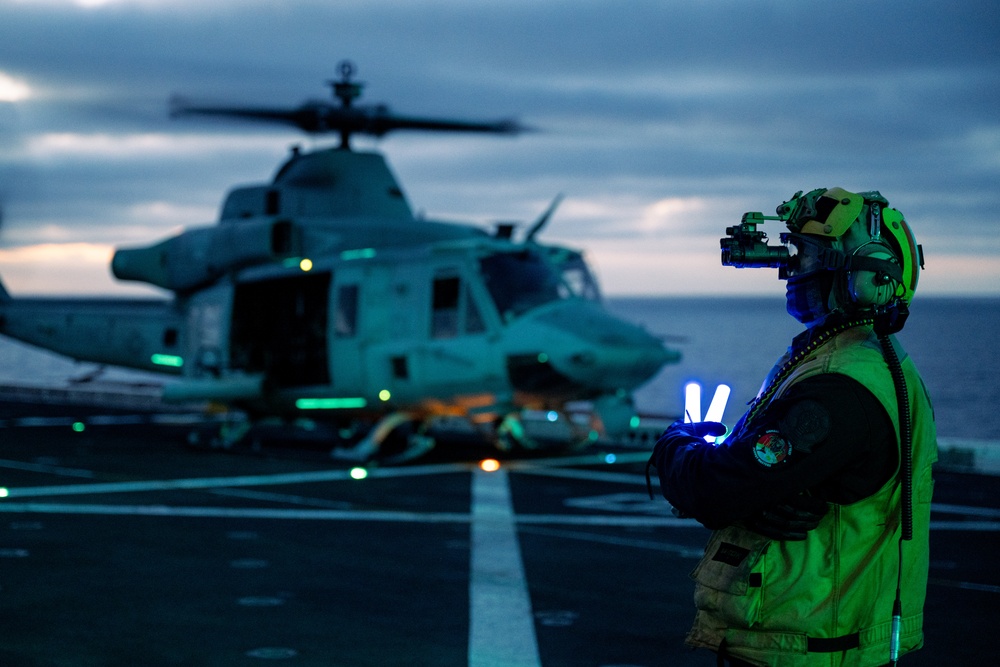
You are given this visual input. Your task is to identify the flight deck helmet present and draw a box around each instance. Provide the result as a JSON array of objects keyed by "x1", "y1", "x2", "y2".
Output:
[{"x1": 779, "y1": 187, "x2": 923, "y2": 311}]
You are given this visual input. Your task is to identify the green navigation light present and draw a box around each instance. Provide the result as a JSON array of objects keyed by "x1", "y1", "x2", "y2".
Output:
[
  {"x1": 340, "y1": 248, "x2": 377, "y2": 261},
  {"x1": 151, "y1": 354, "x2": 184, "y2": 368}
]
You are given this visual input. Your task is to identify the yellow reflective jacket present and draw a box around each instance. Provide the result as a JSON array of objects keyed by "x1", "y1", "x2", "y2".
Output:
[{"x1": 686, "y1": 326, "x2": 937, "y2": 667}]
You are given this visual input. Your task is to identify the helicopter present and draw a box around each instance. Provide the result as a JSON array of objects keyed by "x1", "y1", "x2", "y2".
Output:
[{"x1": 0, "y1": 62, "x2": 680, "y2": 462}]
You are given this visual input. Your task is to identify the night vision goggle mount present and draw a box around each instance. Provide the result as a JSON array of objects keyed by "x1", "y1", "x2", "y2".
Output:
[
  {"x1": 720, "y1": 189, "x2": 915, "y2": 334},
  {"x1": 720, "y1": 211, "x2": 791, "y2": 274},
  {"x1": 720, "y1": 189, "x2": 904, "y2": 284}
]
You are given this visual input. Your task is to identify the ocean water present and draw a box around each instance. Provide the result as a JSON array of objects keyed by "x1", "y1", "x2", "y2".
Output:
[
  {"x1": 609, "y1": 296, "x2": 1000, "y2": 441},
  {"x1": 0, "y1": 296, "x2": 995, "y2": 441}
]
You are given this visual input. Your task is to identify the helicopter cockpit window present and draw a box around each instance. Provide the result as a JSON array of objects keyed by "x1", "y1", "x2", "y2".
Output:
[
  {"x1": 335, "y1": 284, "x2": 359, "y2": 337},
  {"x1": 432, "y1": 274, "x2": 487, "y2": 338},
  {"x1": 557, "y1": 255, "x2": 602, "y2": 302},
  {"x1": 479, "y1": 250, "x2": 562, "y2": 320},
  {"x1": 432, "y1": 276, "x2": 461, "y2": 338}
]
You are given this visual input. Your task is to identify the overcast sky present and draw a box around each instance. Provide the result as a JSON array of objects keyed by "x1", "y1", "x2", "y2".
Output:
[{"x1": 0, "y1": 0, "x2": 997, "y2": 297}]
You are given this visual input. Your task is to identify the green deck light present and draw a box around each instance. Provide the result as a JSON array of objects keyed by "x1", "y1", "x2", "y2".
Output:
[{"x1": 295, "y1": 397, "x2": 367, "y2": 410}]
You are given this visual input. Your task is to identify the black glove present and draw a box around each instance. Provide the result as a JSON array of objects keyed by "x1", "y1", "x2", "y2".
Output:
[
  {"x1": 743, "y1": 493, "x2": 829, "y2": 541},
  {"x1": 659, "y1": 419, "x2": 727, "y2": 443},
  {"x1": 647, "y1": 420, "x2": 727, "y2": 499}
]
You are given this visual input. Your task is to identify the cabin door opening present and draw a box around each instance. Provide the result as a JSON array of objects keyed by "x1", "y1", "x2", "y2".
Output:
[{"x1": 230, "y1": 272, "x2": 331, "y2": 387}]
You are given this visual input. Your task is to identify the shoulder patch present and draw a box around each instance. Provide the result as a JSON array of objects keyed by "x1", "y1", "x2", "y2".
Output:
[
  {"x1": 779, "y1": 399, "x2": 831, "y2": 454},
  {"x1": 753, "y1": 430, "x2": 791, "y2": 467}
]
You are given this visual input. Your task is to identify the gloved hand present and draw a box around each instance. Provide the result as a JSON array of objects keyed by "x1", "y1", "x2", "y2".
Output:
[
  {"x1": 743, "y1": 493, "x2": 829, "y2": 541},
  {"x1": 660, "y1": 419, "x2": 728, "y2": 442},
  {"x1": 647, "y1": 420, "x2": 727, "y2": 500}
]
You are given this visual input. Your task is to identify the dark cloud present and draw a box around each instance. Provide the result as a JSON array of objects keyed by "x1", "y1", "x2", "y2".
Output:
[{"x1": 0, "y1": 0, "x2": 997, "y2": 294}]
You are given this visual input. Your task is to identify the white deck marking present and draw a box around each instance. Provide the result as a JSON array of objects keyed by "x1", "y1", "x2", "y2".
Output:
[
  {"x1": 0, "y1": 458, "x2": 96, "y2": 479},
  {"x1": 930, "y1": 578, "x2": 1000, "y2": 594},
  {"x1": 931, "y1": 503, "x2": 1000, "y2": 519},
  {"x1": 515, "y1": 466, "x2": 649, "y2": 485},
  {"x1": 518, "y1": 525, "x2": 705, "y2": 558},
  {"x1": 0, "y1": 503, "x2": 470, "y2": 522},
  {"x1": 468, "y1": 468, "x2": 541, "y2": 667},
  {"x1": 0, "y1": 461, "x2": 469, "y2": 499}
]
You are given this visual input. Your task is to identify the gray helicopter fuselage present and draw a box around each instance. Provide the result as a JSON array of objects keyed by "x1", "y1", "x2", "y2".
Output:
[{"x1": 0, "y1": 147, "x2": 679, "y2": 438}]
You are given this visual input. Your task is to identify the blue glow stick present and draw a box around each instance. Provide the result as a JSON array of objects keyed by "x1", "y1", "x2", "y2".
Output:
[
  {"x1": 705, "y1": 384, "x2": 731, "y2": 424},
  {"x1": 683, "y1": 382, "x2": 701, "y2": 423}
]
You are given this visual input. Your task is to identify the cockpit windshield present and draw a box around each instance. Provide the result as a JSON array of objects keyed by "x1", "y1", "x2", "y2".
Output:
[
  {"x1": 479, "y1": 247, "x2": 602, "y2": 320},
  {"x1": 480, "y1": 250, "x2": 563, "y2": 319},
  {"x1": 552, "y1": 250, "x2": 602, "y2": 302}
]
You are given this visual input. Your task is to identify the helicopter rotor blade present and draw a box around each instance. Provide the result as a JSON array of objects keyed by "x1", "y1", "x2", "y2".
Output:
[
  {"x1": 369, "y1": 113, "x2": 527, "y2": 136},
  {"x1": 170, "y1": 97, "x2": 527, "y2": 138},
  {"x1": 170, "y1": 97, "x2": 337, "y2": 134}
]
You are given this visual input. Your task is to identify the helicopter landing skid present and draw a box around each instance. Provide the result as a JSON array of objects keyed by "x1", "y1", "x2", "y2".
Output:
[
  {"x1": 495, "y1": 410, "x2": 596, "y2": 453},
  {"x1": 330, "y1": 411, "x2": 436, "y2": 464}
]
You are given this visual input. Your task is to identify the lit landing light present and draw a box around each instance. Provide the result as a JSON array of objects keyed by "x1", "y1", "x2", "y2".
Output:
[
  {"x1": 479, "y1": 459, "x2": 501, "y2": 472},
  {"x1": 379, "y1": 390, "x2": 391, "y2": 402},
  {"x1": 350, "y1": 467, "x2": 368, "y2": 480},
  {"x1": 299, "y1": 258, "x2": 313, "y2": 272},
  {"x1": 0, "y1": 488, "x2": 8, "y2": 498}
]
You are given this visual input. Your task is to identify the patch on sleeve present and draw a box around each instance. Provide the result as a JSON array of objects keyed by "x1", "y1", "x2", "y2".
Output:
[
  {"x1": 753, "y1": 430, "x2": 791, "y2": 467},
  {"x1": 778, "y1": 399, "x2": 831, "y2": 455}
]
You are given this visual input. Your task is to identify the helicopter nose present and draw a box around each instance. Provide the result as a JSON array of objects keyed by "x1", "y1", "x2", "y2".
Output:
[{"x1": 531, "y1": 302, "x2": 680, "y2": 392}]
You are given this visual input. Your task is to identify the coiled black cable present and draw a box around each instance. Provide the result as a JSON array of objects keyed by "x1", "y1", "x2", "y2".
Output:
[{"x1": 879, "y1": 333, "x2": 913, "y2": 541}]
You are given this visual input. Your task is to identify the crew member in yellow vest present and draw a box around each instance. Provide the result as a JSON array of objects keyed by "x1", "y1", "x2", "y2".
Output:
[{"x1": 649, "y1": 188, "x2": 936, "y2": 666}]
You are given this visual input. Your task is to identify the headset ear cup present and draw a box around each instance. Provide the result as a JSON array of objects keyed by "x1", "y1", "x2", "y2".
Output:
[
  {"x1": 848, "y1": 270, "x2": 888, "y2": 306},
  {"x1": 847, "y1": 245, "x2": 897, "y2": 307}
]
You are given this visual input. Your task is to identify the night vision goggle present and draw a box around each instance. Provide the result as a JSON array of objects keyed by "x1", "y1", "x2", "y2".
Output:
[{"x1": 719, "y1": 188, "x2": 905, "y2": 284}]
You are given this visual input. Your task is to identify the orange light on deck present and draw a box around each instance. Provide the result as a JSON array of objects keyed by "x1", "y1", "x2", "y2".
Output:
[{"x1": 479, "y1": 458, "x2": 501, "y2": 472}]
